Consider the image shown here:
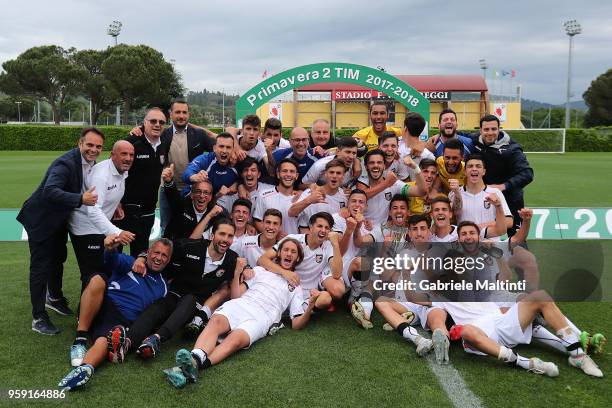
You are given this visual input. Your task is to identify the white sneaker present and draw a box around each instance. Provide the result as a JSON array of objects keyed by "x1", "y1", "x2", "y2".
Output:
[
  {"x1": 351, "y1": 301, "x2": 373, "y2": 329},
  {"x1": 568, "y1": 354, "x2": 603, "y2": 378},
  {"x1": 528, "y1": 358, "x2": 559, "y2": 377},
  {"x1": 414, "y1": 336, "x2": 433, "y2": 357}
]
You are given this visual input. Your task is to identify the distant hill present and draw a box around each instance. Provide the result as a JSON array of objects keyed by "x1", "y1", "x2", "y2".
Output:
[{"x1": 521, "y1": 98, "x2": 587, "y2": 111}]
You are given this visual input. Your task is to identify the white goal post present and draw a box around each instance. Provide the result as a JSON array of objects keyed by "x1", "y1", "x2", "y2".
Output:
[{"x1": 503, "y1": 128, "x2": 566, "y2": 154}]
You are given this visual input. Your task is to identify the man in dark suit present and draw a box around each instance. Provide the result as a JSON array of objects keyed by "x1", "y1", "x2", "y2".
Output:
[{"x1": 17, "y1": 128, "x2": 104, "y2": 335}]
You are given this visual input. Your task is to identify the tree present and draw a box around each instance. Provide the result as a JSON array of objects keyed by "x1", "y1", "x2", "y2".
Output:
[
  {"x1": 102, "y1": 44, "x2": 183, "y2": 124},
  {"x1": 583, "y1": 69, "x2": 612, "y2": 127},
  {"x1": 0, "y1": 46, "x2": 82, "y2": 124},
  {"x1": 72, "y1": 49, "x2": 119, "y2": 125}
]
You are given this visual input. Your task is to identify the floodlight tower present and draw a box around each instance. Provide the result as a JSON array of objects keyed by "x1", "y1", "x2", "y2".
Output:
[
  {"x1": 479, "y1": 59, "x2": 488, "y2": 79},
  {"x1": 563, "y1": 19, "x2": 581, "y2": 129},
  {"x1": 107, "y1": 20, "x2": 122, "y2": 46}
]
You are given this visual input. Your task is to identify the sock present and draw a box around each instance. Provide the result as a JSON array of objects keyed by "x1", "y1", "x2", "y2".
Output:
[
  {"x1": 532, "y1": 325, "x2": 567, "y2": 354},
  {"x1": 498, "y1": 346, "x2": 531, "y2": 370},
  {"x1": 397, "y1": 322, "x2": 419, "y2": 343},
  {"x1": 557, "y1": 326, "x2": 584, "y2": 356},
  {"x1": 565, "y1": 318, "x2": 581, "y2": 336},
  {"x1": 191, "y1": 348, "x2": 211, "y2": 370},
  {"x1": 74, "y1": 330, "x2": 88, "y2": 346},
  {"x1": 358, "y1": 292, "x2": 374, "y2": 319}
]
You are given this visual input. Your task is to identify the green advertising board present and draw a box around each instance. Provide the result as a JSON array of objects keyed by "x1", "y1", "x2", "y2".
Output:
[{"x1": 1, "y1": 208, "x2": 611, "y2": 242}]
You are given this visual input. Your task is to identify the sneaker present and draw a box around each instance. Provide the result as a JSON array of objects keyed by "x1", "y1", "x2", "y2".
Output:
[
  {"x1": 45, "y1": 296, "x2": 74, "y2": 316},
  {"x1": 568, "y1": 354, "x2": 604, "y2": 378},
  {"x1": 106, "y1": 325, "x2": 129, "y2": 363},
  {"x1": 414, "y1": 335, "x2": 433, "y2": 357},
  {"x1": 70, "y1": 344, "x2": 88, "y2": 367},
  {"x1": 528, "y1": 358, "x2": 559, "y2": 377},
  {"x1": 176, "y1": 348, "x2": 198, "y2": 383},
  {"x1": 267, "y1": 322, "x2": 285, "y2": 336},
  {"x1": 351, "y1": 301, "x2": 373, "y2": 329},
  {"x1": 137, "y1": 334, "x2": 161, "y2": 359},
  {"x1": 432, "y1": 328, "x2": 450, "y2": 365},
  {"x1": 32, "y1": 316, "x2": 60, "y2": 335},
  {"x1": 58, "y1": 364, "x2": 94, "y2": 391},
  {"x1": 184, "y1": 316, "x2": 207, "y2": 339},
  {"x1": 163, "y1": 366, "x2": 187, "y2": 389},
  {"x1": 382, "y1": 311, "x2": 415, "y2": 331}
]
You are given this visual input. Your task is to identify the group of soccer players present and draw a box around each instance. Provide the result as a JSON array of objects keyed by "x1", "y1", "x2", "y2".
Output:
[{"x1": 52, "y1": 101, "x2": 606, "y2": 391}]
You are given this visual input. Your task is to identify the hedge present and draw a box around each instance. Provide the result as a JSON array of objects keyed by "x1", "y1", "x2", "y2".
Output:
[{"x1": 1, "y1": 124, "x2": 612, "y2": 152}]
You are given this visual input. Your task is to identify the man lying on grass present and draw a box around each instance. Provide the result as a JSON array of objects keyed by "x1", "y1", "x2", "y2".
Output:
[{"x1": 163, "y1": 237, "x2": 319, "y2": 389}]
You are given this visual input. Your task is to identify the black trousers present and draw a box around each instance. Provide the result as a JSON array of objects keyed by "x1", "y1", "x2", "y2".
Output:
[
  {"x1": 126, "y1": 293, "x2": 197, "y2": 345},
  {"x1": 69, "y1": 232, "x2": 106, "y2": 292},
  {"x1": 28, "y1": 228, "x2": 68, "y2": 319},
  {"x1": 115, "y1": 205, "x2": 155, "y2": 257}
]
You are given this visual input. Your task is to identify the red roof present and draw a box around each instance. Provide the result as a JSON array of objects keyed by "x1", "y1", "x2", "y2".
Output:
[{"x1": 297, "y1": 75, "x2": 487, "y2": 92}]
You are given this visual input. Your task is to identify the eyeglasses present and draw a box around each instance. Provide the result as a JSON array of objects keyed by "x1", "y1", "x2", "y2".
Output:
[
  {"x1": 192, "y1": 189, "x2": 212, "y2": 196},
  {"x1": 291, "y1": 138, "x2": 309, "y2": 143},
  {"x1": 147, "y1": 119, "x2": 166, "y2": 125}
]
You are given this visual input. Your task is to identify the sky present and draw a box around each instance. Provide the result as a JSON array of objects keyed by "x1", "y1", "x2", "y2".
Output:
[{"x1": 0, "y1": 0, "x2": 610, "y2": 104}]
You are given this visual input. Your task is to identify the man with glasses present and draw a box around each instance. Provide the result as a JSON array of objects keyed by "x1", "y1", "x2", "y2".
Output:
[
  {"x1": 272, "y1": 127, "x2": 318, "y2": 186},
  {"x1": 116, "y1": 108, "x2": 170, "y2": 256}
]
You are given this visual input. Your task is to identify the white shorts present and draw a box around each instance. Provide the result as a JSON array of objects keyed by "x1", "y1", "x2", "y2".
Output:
[
  {"x1": 466, "y1": 303, "x2": 532, "y2": 353},
  {"x1": 214, "y1": 299, "x2": 273, "y2": 346},
  {"x1": 397, "y1": 301, "x2": 441, "y2": 330}
]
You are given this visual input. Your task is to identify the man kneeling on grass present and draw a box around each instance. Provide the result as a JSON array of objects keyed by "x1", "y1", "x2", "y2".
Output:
[
  {"x1": 163, "y1": 237, "x2": 319, "y2": 389},
  {"x1": 58, "y1": 236, "x2": 172, "y2": 391}
]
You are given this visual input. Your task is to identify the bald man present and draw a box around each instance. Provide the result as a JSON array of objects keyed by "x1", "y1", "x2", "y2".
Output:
[{"x1": 272, "y1": 127, "x2": 318, "y2": 186}]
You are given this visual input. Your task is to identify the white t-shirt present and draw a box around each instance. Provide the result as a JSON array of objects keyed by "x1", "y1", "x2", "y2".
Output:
[
  {"x1": 233, "y1": 234, "x2": 266, "y2": 268},
  {"x1": 384, "y1": 159, "x2": 410, "y2": 181},
  {"x1": 274, "y1": 234, "x2": 334, "y2": 291},
  {"x1": 238, "y1": 136, "x2": 267, "y2": 162},
  {"x1": 449, "y1": 186, "x2": 512, "y2": 239},
  {"x1": 296, "y1": 188, "x2": 347, "y2": 228},
  {"x1": 242, "y1": 266, "x2": 306, "y2": 321},
  {"x1": 397, "y1": 141, "x2": 435, "y2": 181},
  {"x1": 218, "y1": 182, "x2": 275, "y2": 220},
  {"x1": 430, "y1": 226, "x2": 458, "y2": 243},
  {"x1": 431, "y1": 302, "x2": 502, "y2": 325},
  {"x1": 252, "y1": 187, "x2": 299, "y2": 235},
  {"x1": 332, "y1": 213, "x2": 372, "y2": 279},
  {"x1": 356, "y1": 175, "x2": 405, "y2": 227},
  {"x1": 302, "y1": 155, "x2": 355, "y2": 187}
]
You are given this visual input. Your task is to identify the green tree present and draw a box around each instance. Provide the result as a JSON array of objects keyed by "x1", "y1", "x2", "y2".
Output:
[
  {"x1": 583, "y1": 69, "x2": 612, "y2": 127},
  {"x1": 101, "y1": 44, "x2": 183, "y2": 124},
  {"x1": 0, "y1": 45, "x2": 82, "y2": 124},
  {"x1": 73, "y1": 49, "x2": 119, "y2": 125}
]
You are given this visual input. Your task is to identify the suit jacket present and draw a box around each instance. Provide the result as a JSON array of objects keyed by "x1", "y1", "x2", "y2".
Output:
[
  {"x1": 161, "y1": 124, "x2": 215, "y2": 163},
  {"x1": 17, "y1": 147, "x2": 84, "y2": 242}
]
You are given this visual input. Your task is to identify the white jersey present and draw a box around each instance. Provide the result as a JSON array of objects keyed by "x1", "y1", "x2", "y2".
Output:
[
  {"x1": 449, "y1": 186, "x2": 512, "y2": 239},
  {"x1": 302, "y1": 155, "x2": 355, "y2": 187},
  {"x1": 332, "y1": 213, "x2": 372, "y2": 284},
  {"x1": 432, "y1": 302, "x2": 502, "y2": 325},
  {"x1": 296, "y1": 188, "x2": 347, "y2": 228},
  {"x1": 69, "y1": 159, "x2": 126, "y2": 236},
  {"x1": 275, "y1": 234, "x2": 334, "y2": 290},
  {"x1": 242, "y1": 266, "x2": 306, "y2": 320},
  {"x1": 233, "y1": 234, "x2": 268, "y2": 268},
  {"x1": 218, "y1": 182, "x2": 275, "y2": 220},
  {"x1": 397, "y1": 141, "x2": 435, "y2": 181},
  {"x1": 384, "y1": 159, "x2": 410, "y2": 180},
  {"x1": 356, "y1": 175, "x2": 405, "y2": 227},
  {"x1": 238, "y1": 136, "x2": 267, "y2": 162},
  {"x1": 252, "y1": 187, "x2": 299, "y2": 235},
  {"x1": 430, "y1": 226, "x2": 458, "y2": 243}
]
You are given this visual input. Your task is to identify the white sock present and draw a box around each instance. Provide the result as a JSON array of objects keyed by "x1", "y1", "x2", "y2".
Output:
[
  {"x1": 402, "y1": 326, "x2": 420, "y2": 343},
  {"x1": 565, "y1": 318, "x2": 581, "y2": 336},
  {"x1": 191, "y1": 348, "x2": 207, "y2": 366},
  {"x1": 532, "y1": 325, "x2": 567, "y2": 354},
  {"x1": 557, "y1": 326, "x2": 584, "y2": 356},
  {"x1": 498, "y1": 346, "x2": 530, "y2": 370}
]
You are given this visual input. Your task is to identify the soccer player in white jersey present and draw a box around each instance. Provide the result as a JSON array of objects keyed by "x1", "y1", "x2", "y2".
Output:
[
  {"x1": 225, "y1": 156, "x2": 274, "y2": 218},
  {"x1": 378, "y1": 132, "x2": 410, "y2": 181},
  {"x1": 301, "y1": 136, "x2": 360, "y2": 188},
  {"x1": 397, "y1": 112, "x2": 435, "y2": 179},
  {"x1": 163, "y1": 238, "x2": 319, "y2": 389},
  {"x1": 253, "y1": 158, "x2": 299, "y2": 237},
  {"x1": 258, "y1": 212, "x2": 344, "y2": 309},
  {"x1": 234, "y1": 209, "x2": 282, "y2": 268},
  {"x1": 356, "y1": 149, "x2": 425, "y2": 227},
  {"x1": 290, "y1": 159, "x2": 348, "y2": 232},
  {"x1": 449, "y1": 154, "x2": 513, "y2": 234}
]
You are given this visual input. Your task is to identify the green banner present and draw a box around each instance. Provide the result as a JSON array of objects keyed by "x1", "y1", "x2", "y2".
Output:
[{"x1": 235, "y1": 62, "x2": 430, "y2": 126}]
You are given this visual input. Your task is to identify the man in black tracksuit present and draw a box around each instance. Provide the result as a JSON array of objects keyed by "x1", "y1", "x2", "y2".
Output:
[
  {"x1": 471, "y1": 114, "x2": 534, "y2": 236},
  {"x1": 116, "y1": 108, "x2": 170, "y2": 256}
]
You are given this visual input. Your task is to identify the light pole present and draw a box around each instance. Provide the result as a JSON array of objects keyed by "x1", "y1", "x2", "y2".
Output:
[
  {"x1": 564, "y1": 19, "x2": 581, "y2": 129},
  {"x1": 15, "y1": 101, "x2": 22, "y2": 122},
  {"x1": 479, "y1": 59, "x2": 488, "y2": 79},
  {"x1": 107, "y1": 20, "x2": 122, "y2": 46}
]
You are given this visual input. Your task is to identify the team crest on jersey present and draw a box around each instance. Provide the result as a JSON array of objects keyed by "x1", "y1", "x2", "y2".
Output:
[
  {"x1": 216, "y1": 269, "x2": 225, "y2": 277},
  {"x1": 423, "y1": 204, "x2": 431, "y2": 213},
  {"x1": 315, "y1": 254, "x2": 323, "y2": 263},
  {"x1": 287, "y1": 283, "x2": 295, "y2": 292},
  {"x1": 339, "y1": 202, "x2": 346, "y2": 208},
  {"x1": 484, "y1": 200, "x2": 491, "y2": 209},
  {"x1": 385, "y1": 192, "x2": 392, "y2": 201}
]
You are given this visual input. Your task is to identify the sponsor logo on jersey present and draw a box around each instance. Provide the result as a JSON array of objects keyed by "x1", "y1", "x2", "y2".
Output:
[
  {"x1": 245, "y1": 241, "x2": 258, "y2": 247},
  {"x1": 137, "y1": 154, "x2": 149, "y2": 159},
  {"x1": 186, "y1": 254, "x2": 200, "y2": 260},
  {"x1": 107, "y1": 184, "x2": 117, "y2": 191},
  {"x1": 315, "y1": 254, "x2": 323, "y2": 263},
  {"x1": 183, "y1": 213, "x2": 194, "y2": 221},
  {"x1": 216, "y1": 269, "x2": 225, "y2": 277},
  {"x1": 87, "y1": 245, "x2": 101, "y2": 250},
  {"x1": 216, "y1": 170, "x2": 227, "y2": 175}
]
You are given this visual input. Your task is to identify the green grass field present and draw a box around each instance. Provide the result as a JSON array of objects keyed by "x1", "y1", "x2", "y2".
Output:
[{"x1": 0, "y1": 151, "x2": 611, "y2": 407}]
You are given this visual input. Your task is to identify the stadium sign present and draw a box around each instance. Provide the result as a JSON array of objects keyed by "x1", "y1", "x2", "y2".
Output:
[
  {"x1": 235, "y1": 62, "x2": 430, "y2": 126},
  {"x1": 1, "y1": 208, "x2": 612, "y2": 241}
]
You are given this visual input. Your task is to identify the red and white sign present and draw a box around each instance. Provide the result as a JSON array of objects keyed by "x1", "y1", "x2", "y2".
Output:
[
  {"x1": 493, "y1": 103, "x2": 507, "y2": 122},
  {"x1": 268, "y1": 102, "x2": 282, "y2": 120},
  {"x1": 332, "y1": 90, "x2": 387, "y2": 100}
]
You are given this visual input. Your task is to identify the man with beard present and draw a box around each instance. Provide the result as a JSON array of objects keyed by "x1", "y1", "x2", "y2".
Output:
[
  {"x1": 183, "y1": 132, "x2": 239, "y2": 208},
  {"x1": 117, "y1": 108, "x2": 171, "y2": 257},
  {"x1": 19, "y1": 128, "x2": 103, "y2": 334},
  {"x1": 289, "y1": 159, "x2": 348, "y2": 232},
  {"x1": 431, "y1": 138, "x2": 466, "y2": 196},
  {"x1": 106, "y1": 219, "x2": 239, "y2": 362},
  {"x1": 259, "y1": 212, "x2": 344, "y2": 308},
  {"x1": 253, "y1": 158, "x2": 300, "y2": 236},
  {"x1": 272, "y1": 127, "x2": 318, "y2": 186},
  {"x1": 471, "y1": 114, "x2": 534, "y2": 235},
  {"x1": 402, "y1": 158, "x2": 438, "y2": 218},
  {"x1": 357, "y1": 149, "x2": 425, "y2": 227},
  {"x1": 164, "y1": 238, "x2": 318, "y2": 389},
  {"x1": 57, "y1": 237, "x2": 173, "y2": 390},
  {"x1": 301, "y1": 136, "x2": 360, "y2": 189},
  {"x1": 160, "y1": 164, "x2": 225, "y2": 241},
  {"x1": 229, "y1": 156, "x2": 274, "y2": 219},
  {"x1": 353, "y1": 102, "x2": 401, "y2": 152},
  {"x1": 426, "y1": 109, "x2": 473, "y2": 157}
]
